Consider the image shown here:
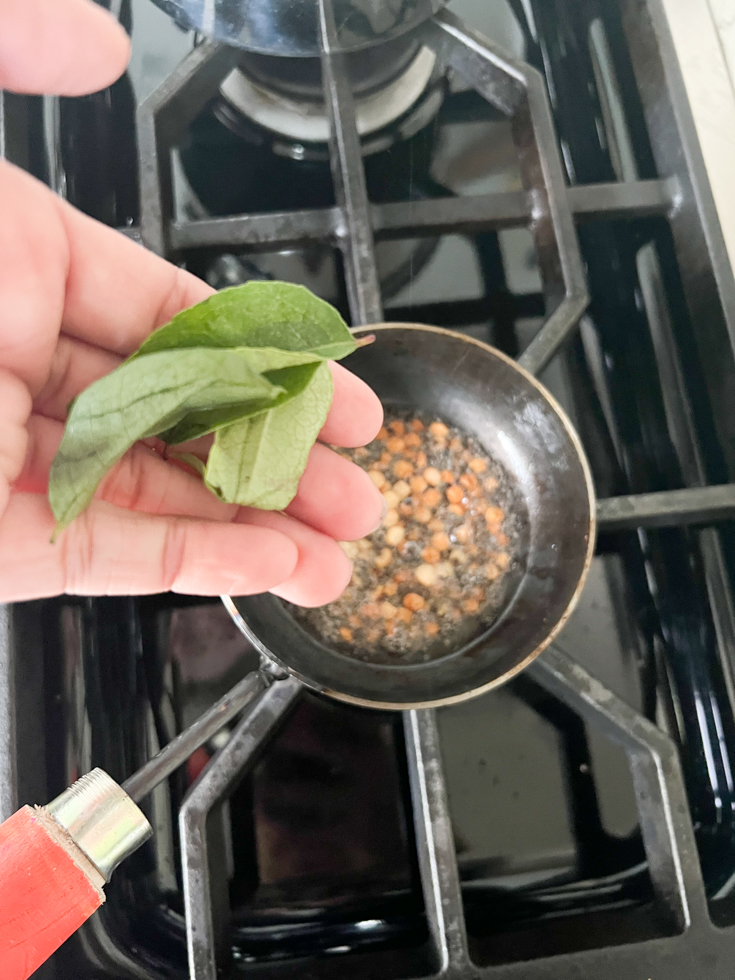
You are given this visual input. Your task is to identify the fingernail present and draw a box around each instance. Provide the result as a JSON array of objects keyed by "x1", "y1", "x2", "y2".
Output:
[{"x1": 368, "y1": 494, "x2": 388, "y2": 534}]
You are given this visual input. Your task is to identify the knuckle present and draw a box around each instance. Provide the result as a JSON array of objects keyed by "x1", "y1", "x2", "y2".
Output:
[
  {"x1": 34, "y1": 338, "x2": 74, "y2": 418},
  {"x1": 98, "y1": 446, "x2": 154, "y2": 513},
  {"x1": 0, "y1": 369, "x2": 32, "y2": 422},
  {"x1": 0, "y1": 423, "x2": 29, "y2": 486},
  {"x1": 160, "y1": 519, "x2": 189, "y2": 592},
  {"x1": 60, "y1": 509, "x2": 98, "y2": 595}
]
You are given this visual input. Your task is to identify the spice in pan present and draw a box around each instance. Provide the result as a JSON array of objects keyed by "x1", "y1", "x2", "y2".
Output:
[{"x1": 292, "y1": 412, "x2": 524, "y2": 665}]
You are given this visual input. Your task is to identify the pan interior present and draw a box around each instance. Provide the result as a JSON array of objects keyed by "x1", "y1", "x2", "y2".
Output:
[
  {"x1": 231, "y1": 326, "x2": 595, "y2": 708},
  {"x1": 288, "y1": 402, "x2": 531, "y2": 665}
]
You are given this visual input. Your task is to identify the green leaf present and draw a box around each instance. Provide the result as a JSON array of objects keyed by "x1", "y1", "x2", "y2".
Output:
[
  {"x1": 49, "y1": 348, "x2": 283, "y2": 533},
  {"x1": 204, "y1": 361, "x2": 334, "y2": 510},
  {"x1": 132, "y1": 281, "x2": 357, "y2": 361},
  {"x1": 49, "y1": 281, "x2": 359, "y2": 533},
  {"x1": 158, "y1": 348, "x2": 326, "y2": 444}
]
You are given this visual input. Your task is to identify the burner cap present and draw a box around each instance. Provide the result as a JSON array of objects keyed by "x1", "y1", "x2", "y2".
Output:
[{"x1": 220, "y1": 47, "x2": 438, "y2": 144}]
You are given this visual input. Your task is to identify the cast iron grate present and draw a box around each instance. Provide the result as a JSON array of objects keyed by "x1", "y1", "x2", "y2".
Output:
[{"x1": 128, "y1": 2, "x2": 735, "y2": 976}]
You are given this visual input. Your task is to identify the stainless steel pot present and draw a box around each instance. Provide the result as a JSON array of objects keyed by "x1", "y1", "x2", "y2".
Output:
[{"x1": 224, "y1": 325, "x2": 596, "y2": 709}]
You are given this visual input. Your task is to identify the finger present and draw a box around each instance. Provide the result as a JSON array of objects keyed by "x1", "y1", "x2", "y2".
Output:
[
  {"x1": 0, "y1": 494, "x2": 299, "y2": 601},
  {"x1": 319, "y1": 362, "x2": 383, "y2": 447},
  {"x1": 59, "y1": 195, "x2": 214, "y2": 352},
  {"x1": 236, "y1": 509, "x2": 353, "y2": 607},
  {"x1": 0, "y1": 0, "x2": 130, "y2": 96},
  {"x1": 22, "y1": 410, "x2": 383, "y2": 541},
  {"x1": 21, "y1": 414, "x2": 382, "y2": 545},
  {"x1": 0, "y1": 370, "x2": 32, "y2": 515},
  {"x1": 23, "y1": 404, "x2": 387, "y2": 547},
  {"x1": 18, "y1": 415, "x2": 238, "y2": 523},
  {"x1": 0, "y1": 161, "x2": 212, "y2": 392},
  {"x1": 17, "y1": 420, "x2": 356, "y2": 606},
  {"x1": 33, "y1": 338, "x2": 384, "y2": 458},
  {"x1": 285, "y1": 442, "x2": 383, "y2": 541}
]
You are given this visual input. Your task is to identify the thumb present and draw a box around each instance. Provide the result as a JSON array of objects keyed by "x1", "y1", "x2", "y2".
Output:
[{"x1": 0, "y1": 0, "x2": 130, "y2": 97}]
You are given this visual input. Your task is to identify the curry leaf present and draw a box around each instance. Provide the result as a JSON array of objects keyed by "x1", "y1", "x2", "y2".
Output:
[
  {"x1": 204, "y1": 361, "x2": 334, "y2": 510},
  {"x1": 49, "y1": 282, "x2": 360, "y2": 535},
  {"x1": 133, "y1": 281, "x2": 357, "y2": 361},
  {"x1": 49, "y1": 348, "x2": 283, "y2": 534},
  {"x1": 157, "y1": 348, "x2": 326, "y2": 444}
]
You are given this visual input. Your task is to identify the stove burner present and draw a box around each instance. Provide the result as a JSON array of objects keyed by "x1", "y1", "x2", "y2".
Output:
[
  {"x1": 220, "y1": 46, "x2": 438, "y2": 145},
  {"x1": 234, "y1": 33, "x2": 425, "y2": 103}
]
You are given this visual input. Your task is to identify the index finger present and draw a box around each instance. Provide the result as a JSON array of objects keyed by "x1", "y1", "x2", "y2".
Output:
[
  {"x1": 0, "y1": 0, "x2": 130, "y2": 96},
  {"x1": 320, "y1": 362, "x2": 383, "y2": 447}
]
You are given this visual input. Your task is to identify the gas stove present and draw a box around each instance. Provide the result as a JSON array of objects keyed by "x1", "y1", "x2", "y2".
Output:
[{"x1": 3, "y1": 0, "x2": 735, "y2": 977}]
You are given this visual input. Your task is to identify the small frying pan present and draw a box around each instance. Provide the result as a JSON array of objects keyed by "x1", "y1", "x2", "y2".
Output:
[{"x1": 224, "y1": 324, "x2": 596, "y2": 709}]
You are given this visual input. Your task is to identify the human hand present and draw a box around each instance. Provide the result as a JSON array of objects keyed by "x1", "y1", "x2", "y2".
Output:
[{"x1": 0, "y1": 0, "x2": 384, "y2": 606}]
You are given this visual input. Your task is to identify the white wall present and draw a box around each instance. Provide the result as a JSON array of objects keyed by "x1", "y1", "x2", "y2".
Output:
[{"x1": 661, "y1": 0, "x2": 735, "y2": 271}]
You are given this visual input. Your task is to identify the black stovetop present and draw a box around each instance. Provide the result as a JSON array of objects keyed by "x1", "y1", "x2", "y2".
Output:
[{"x1": 4, "y1": 0, "x2": 735, "y2": 977}]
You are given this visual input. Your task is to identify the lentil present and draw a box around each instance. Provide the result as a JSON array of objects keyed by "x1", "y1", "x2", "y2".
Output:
[
  {"x1": 393, "y1": 480, "x2": 411, "y2": 500},
  {"x1": 382, "y1": 490, "x2": 400, "y2": 510},
  {"x1": 375, "y1": 547, "x2": 392, "y2": 568},
  {"x1": 403, "y1": 592, "x2": 426, "y2": 612},
  {"x1": 415, "y1": 563, "x2": 438, "y2": 587},
  {"x1": 432, "y1": 532, "x2": 451, "y2": 552},
  {"x1": 385, "y1": 524, "x2": 406, "y2": 546},
  {"x1": 422, "y1": 488, "x2": 442, "y2": 508}
]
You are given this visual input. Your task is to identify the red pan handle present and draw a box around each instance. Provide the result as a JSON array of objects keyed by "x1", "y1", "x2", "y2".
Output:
[
  {"x1": 0, "y1": 805, "x2": 104, "y2": 980},
  {"x1": 0, "y1": 770, "x2": 150, "y2": 979}
]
